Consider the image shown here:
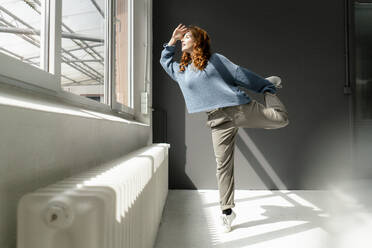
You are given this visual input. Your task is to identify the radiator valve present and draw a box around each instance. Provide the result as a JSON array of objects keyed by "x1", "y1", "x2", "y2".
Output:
[{"x1": 44, "y1": 201, "x2": 73, "y2": 229}]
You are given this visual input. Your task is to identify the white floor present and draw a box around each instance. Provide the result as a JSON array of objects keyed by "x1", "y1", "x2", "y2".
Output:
[{"x1": 154, "y1": 186, "x2": 372, "y2": 248}]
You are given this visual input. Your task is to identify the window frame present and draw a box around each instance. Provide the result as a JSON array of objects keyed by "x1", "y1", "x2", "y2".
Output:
[
  {"x1": 0, "y1": 0, "x2": 138, "y2": 119},
  {"x1": 349, "y1": 0, "x2": 372, "y2": 124}
]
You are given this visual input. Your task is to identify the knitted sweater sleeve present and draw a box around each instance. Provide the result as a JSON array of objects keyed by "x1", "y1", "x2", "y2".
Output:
[
  {"x1": 159, "y1": 43, "x2": 180, "y2": 82},
  {"x1": 235, "y1": 65, "x2": 276, "y2": 94},
  {"x1": 217, "y1": 53, "x2": 276, "y2": 94}
]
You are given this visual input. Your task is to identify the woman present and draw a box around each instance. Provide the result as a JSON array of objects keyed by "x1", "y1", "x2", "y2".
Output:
[{"x1": 159, "y1": 24, "x2": 289, "y2": 233}]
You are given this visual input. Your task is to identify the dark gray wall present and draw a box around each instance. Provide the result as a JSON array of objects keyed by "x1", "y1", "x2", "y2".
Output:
[{"x1": 153, "y1": 0, "x2": 353, "y2": 189}]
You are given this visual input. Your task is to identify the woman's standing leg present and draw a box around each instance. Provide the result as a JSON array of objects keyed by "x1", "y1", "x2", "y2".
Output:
[
  {"x1": 206, "y1": 113, "x2": 239, "y2": 211},
  {"x1": 206, "y1": 110, "x2": 239, "y2": 232},
  {"x1": 211, "y1": 122, "x2": 239, "y2": 211}
]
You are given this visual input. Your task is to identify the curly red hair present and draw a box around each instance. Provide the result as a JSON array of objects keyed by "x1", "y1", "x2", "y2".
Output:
[{"x1": 179, "y1": 25, "x2": 211, "y2": 72}]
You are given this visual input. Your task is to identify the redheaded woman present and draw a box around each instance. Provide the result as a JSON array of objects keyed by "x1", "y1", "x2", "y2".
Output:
[{"x1": 160, "y1": 23, "x2": 289, "y2": 233}]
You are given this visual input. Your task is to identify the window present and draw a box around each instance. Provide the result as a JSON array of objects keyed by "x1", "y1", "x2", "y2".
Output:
[
  {"x1": 112, "y1": 0, "x2": 135, "y2": 113},
  {"x1": 113, "y1": 0, "x2": 130, "y2": 107},
  {"x1": 61, "y1": 0, "x2": 106, "y2": 103},
  {"x1": 0, "y1": 0, "x2": 43, "y2": 68},
  {"x1": 353, "y1": 0, "x2": 372, "y2": 120},
  {"x1": 0, "y1": 0, "x2": 59, "y2": 91},
  {"x1": 0, "y1": 0, "x2": 142, "y2": 117}
]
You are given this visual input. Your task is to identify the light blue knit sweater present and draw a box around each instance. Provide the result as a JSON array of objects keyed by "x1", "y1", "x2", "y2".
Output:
[{"x1": 159, "y1": 43, "x2": 276, "y2": 113}]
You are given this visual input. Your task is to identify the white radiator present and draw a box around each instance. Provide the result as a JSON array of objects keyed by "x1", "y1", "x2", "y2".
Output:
[{"x1": 17, "y1": 143, "x2": 170, "y2": 248}]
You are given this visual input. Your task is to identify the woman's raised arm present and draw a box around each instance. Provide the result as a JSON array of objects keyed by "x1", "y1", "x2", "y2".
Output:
[{"x1": 159, "y1": 24, "x2": 188, "y2": 82}]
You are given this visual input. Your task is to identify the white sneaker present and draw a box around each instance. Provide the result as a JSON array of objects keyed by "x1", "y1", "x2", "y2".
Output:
[
  {"x1": 265, "y1": 76, "x2": 282, "y2": 89},
  {"x1": 219, "y1": 210, "x2": 236, "y2": 233}
]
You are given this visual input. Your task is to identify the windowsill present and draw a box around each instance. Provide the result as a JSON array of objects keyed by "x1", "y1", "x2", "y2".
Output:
[{"x1": 0, "y1": 80, "x2": 149, "y2": 127}]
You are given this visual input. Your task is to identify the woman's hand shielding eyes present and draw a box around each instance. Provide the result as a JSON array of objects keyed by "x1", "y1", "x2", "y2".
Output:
[{"x1": 172, "y1": 23, "x2": 188, "y2": 41}]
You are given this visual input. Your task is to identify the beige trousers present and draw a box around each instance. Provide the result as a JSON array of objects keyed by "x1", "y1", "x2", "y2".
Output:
[{"x1": 205, "y1": 92, "x2": 289, "y2": 211}]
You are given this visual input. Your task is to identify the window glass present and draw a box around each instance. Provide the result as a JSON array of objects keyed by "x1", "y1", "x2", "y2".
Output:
[
  {"x1": 0, "y1": 0, "x2": 42, "y2": 68},
  {"x1": 61, "y1": 0, "x2": 106, "y2": 103},
  {"x1": 113, "y1": 0, "x2": 130, "y2": 107}
]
